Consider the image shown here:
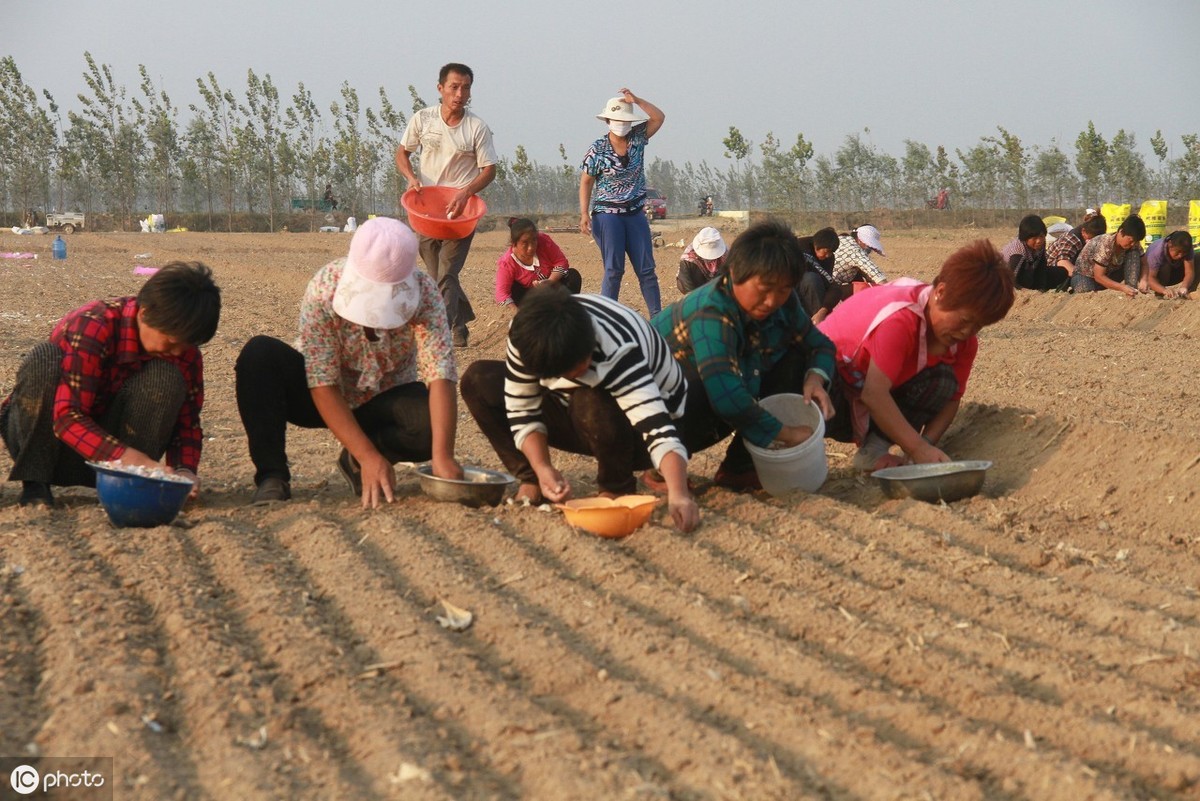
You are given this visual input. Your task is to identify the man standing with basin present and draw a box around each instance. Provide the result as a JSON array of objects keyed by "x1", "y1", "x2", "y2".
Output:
[{"x1": 395, "y1": 62, "x2": 498, "y2": 348}]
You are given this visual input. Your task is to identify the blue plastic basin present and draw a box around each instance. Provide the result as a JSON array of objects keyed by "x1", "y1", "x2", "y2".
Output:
[{"x1": 88, "y1": 463, "x2": 193, "y2": 527}]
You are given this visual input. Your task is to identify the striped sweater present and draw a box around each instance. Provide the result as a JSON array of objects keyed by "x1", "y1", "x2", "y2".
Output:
[{"x1": 505, "y1": 294, "x2": 688, "y2": 468}]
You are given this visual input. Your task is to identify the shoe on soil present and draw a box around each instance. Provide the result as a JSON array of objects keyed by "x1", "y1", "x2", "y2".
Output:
[
  {"x1": 251, "y1": 476, "x2": 291, "y2": 505},
  {"x1": 18, "y1": 481, "x2": 54, "y2": 508},
  {"x1": 851, "y1": 432, "x2": 892, "y2": 471},
  {"x1": 641, "y1": 469, "x2": 668, "y2": 493},
  {"x1": 337, "y1": 449, "x2": 363, "y2": 497},
  {"x1": 452, "y1": 326, "x2": 469, "y2": 348},
  {"x1": 640, "y1": 469, "x2": 697, "y2": 494},
  {"x1": 712, "y1": 467, "x2": 762, "y2": 492}
]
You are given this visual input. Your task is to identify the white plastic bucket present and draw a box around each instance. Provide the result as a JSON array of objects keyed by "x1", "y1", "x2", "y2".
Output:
[{"x1": 745, "y1": 393, "x2": 828, "y2": 497}]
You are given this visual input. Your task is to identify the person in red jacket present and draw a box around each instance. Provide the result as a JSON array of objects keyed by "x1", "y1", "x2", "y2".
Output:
[
  {"x1": 495, "y1": 218, "x2": 582, "y2": 308},
  {"x1": 1, "y1": 263, "x2": 221, "y2": 507}
]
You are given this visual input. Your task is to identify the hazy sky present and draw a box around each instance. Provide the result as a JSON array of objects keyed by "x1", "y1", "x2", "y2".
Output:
[{"x1": 8, "y1": 0, "x2": 1198, "y2": 170}]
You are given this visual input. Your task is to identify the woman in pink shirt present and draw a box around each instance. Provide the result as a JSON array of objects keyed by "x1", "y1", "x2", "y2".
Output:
[
  {"x1": 818, "y1": 240, "x2": 1014, "y2": 472},
  {"x1": 495, "y1": 218, "x2": 582, "y2": 309}
]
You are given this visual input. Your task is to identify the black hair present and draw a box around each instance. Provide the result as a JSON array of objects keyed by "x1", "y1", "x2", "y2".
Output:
[
  {"x1": 137, "y1": 261, "x2": 221, "y2": 345},
  {"x1": 1164, "y1": 230, "x2": 1195, "y2": 259},
  {"x1": 1118, "y1": 215, "x2": 1146, "y2": 241},
  {"x1": 507, "y1": 284, "x2": 596, "y2": 378},
  {"x1": 508, "y1": 217, "x2": 538, "y2": 244},
  {"x1": 1018, "y1": 214, "x2": 1048, "y2": 241},
  {"x1": 1080, "y1": 215, "x2": 1107, "y2": 237},
  {"x1": 725, "y1": 220, "x2": 804, "y2": 286},
  {"x1": 439, "y1": 63, "x2": 474, "y2": 84},
  {"x1": 813, "y1": 226, "x2": 839, "y2": 252}
]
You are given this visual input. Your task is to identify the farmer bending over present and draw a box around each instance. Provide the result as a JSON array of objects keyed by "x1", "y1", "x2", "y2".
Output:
[
  {"x1": 235, "y1": 217, "x2": 463, "y2": 507},
  {"x1": 1, "y1": 263, "x2": 221, "y2": 507},
  {"x1": 818, "y1": 240, "x2": 1014, "y2": 471},
  {"x1": 460, "y1": 284, "x2": 699, "y2": 532}
]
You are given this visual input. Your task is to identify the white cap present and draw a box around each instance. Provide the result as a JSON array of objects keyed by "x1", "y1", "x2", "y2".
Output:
[
  {"x1": 855, "y1": 224, "x2": 885, "y2": 256},
  {"x1": 332, "y1": 217, "x2": 422, "y2": 329},
  {"x1": 596, "y1": 96, "x2": 648, "y2": 122},
  {"x1": 691, "y1": 227, "x2": 727, "y2": 261}
]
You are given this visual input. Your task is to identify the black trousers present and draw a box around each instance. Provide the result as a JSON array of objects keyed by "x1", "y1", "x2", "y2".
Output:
[
  {"x1": 460, "y1": 348, "x2": 814, "y2": 492},
  {"x1": 461, "y1": 360, "x2": 660, "y2": 494},
  {"x1": 825, "y1": 363, "x2": 958, "y2": 444},
  {"x1": 675, "y1": 346, "x2": 816, "y2": 474},
  {"x1": 509, "y1": 269, "x2": 584, "y2": 305},
  {"x1": 1016, "y1": 263, "x2": 1070, "y2": 291},
  {"x1": 1, "y1": 342, "x2": 186, "y2": 487},
  {"x1": 234, "y1": 336, "x2": 434, "y2": 485}
]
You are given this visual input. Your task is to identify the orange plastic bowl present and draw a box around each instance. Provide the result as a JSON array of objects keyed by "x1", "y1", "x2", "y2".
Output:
[
  {"x1": 556, "y1": 495, "x2": 659, "y2": 539},
  {"x1": 401, "y1": 186, "x2": 487, "y2": 240}
]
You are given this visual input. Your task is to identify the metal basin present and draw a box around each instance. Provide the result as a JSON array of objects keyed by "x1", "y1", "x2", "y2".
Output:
[
  {"x1": 416, "y1": 465, "x2": 516, "y2": 507},
  {"x1": 871, "y1": 460, "x2": 992, "y2": 503}
]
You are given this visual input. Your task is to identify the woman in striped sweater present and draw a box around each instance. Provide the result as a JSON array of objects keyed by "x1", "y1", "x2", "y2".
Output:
[{"x1": 460, "y1": 284, "x2": 699, "y2": 532}]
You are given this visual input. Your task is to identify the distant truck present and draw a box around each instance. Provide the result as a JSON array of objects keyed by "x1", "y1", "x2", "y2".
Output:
[{"x1": 46, "y1": 211, "x2": 86, "y2": 233}]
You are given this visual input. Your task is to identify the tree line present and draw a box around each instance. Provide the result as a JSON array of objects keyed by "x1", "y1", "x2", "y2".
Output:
[{"x1": 3, "y1": 54, "x2": 1199, "y2": 230}]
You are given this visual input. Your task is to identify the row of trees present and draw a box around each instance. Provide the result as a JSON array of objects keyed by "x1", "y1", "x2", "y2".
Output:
[{"x1": 4, "y1": 54, "x2": 1200, "y2": 229}]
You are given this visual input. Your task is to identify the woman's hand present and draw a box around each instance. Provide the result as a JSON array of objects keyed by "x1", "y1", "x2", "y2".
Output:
[
  {"x1": 431, "y1": 454, "x2": 464, "y2": 481},
  {"x1": 668, "y1": 492, "x2": 700, "y2": 533},
  {"x1": 535, "y1": 465, "x2": 571, "y2": 504},
  {"x1": 116, "y1": 447, "x2": 159, "y2": 469},
  {"x1": 172, "y1": 467, "x2": 201, "y2": 500},
  {"x1": 619, "y1": 88, "x2": 639, "y2": 105},
  {"x1": 801, "y1": 374, "x2": 835, "y2": 420},
  {"x1": 909, "y1": 439, "x2": 951, "y2": 465},
  {"x1": 776, "y1": 424, "x2": 815, "y2": 447},
  {"x1": 579, "y1": 214, "x2": 591, "y2": 236},
  {"x1": 358, "y1": 450, "x2": 397, "y2": 509}
]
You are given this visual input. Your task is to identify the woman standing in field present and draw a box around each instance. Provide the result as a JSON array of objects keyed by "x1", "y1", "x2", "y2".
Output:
[{"x1": 579, "y1": 89, "x2": 666, "y2": 316}]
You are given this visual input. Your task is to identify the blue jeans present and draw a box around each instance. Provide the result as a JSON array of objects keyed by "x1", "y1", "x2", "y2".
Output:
[{"x1": 592, "y1": 211, "x2": 661, "y2": 316}]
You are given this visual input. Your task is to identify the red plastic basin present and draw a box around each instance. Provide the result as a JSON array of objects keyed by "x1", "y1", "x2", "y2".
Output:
[{"x1": 401, "y1": 186, "x2": 487, "y2": 240}]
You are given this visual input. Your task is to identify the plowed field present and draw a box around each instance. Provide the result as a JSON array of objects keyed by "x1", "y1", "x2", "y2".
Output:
[{"x1": 1, "y1": 221, "x2": 1197, "y2": 799}]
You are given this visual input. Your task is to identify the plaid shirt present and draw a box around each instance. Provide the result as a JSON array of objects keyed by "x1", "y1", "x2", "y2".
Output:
[
  {"x1": 1075, "y1": 233, "x2": 1142, "y2": 282},
  {"x1": 1000, "y1": 237, "x2": 1047, "y2": 279},
  {"x1": 832, "y1": 234, "x2": 887, "y2": 284},
  {"x1": 652, "y1": 273, "x2": 835, "y2": 448},
  {"x1": 1046, "y1": 227, "x2": 1086, "y2": 268},
  {"x1": 48, "y1": 297, "x2": 205, "y2": 471}
]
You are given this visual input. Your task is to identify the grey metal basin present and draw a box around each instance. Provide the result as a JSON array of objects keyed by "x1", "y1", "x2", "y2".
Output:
[
  {"x1": 871, "y1": 460, "x2": 992, "y2": 503},
  {"x1": 416, "y1": 465, "x2": 516, "y2": 507}
]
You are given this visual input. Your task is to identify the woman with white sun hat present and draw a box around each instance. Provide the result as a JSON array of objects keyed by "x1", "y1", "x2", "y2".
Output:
[{"x1": 579, "y1": 88, "x2": 666, "y2": 316}]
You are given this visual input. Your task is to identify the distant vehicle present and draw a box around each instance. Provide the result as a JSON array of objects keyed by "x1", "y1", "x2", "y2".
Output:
[
  {"x1": 46, "y1": 211, "x2": 86, "y2": 233},
  {"x1": 925, "y1": 188, "x2": 951, "y2": 210},
  {"x1": 645, "y1": 188, "x2": 667, "y2": 220}
]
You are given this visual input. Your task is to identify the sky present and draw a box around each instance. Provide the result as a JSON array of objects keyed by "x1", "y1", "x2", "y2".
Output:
[{"x1": 7, "y1": 0, "x2": 1198, "y2": 171}]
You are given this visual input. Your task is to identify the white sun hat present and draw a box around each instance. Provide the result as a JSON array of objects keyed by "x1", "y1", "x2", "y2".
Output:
[
  {"x1": 332, "y1": 217, "x2": 422, "y2": 329},
  {"x1": 596, "y1": 96, "x2": 648, "y2": 122},
  {"x1": 855, "y1": 224, "x2": 886, "y2": 256},
  {"x1": 691, "y1": 227, "x2": 727, "y2": 261}
]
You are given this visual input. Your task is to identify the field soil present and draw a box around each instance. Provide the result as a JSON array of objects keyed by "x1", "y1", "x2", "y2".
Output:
[{"x1": 1, "y1": 218, "x2": 1198, "y2": 800}]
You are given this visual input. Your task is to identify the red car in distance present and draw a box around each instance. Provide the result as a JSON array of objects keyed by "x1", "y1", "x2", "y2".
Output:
[{"x1": 645, "y1": 188, "x2": 667, "y2": 219}]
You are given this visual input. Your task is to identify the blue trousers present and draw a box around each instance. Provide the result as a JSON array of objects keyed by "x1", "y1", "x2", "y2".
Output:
[{"x1": 592, "y1": 211, "x2": 661, "y2": 316}]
